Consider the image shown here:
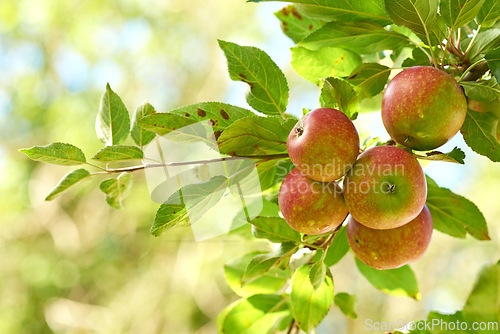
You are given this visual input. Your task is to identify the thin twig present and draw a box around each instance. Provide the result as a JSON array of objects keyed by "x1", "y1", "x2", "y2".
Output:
[{"x1": 90, "y1": 154, "x2": 289, "y2": 174}]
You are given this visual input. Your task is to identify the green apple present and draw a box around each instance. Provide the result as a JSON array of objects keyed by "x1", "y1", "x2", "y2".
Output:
[
  {"x1": 278, "y1": 168, "x2": 348, "y2": 235},
  {"x1": 346, "y1": 205, "x2": 433, "y2": 270},
  {"x1": 382, "y1": 66, "x2": 467, "y2": 151},
  {"x1": 343, "y1": 145, "x2": 426, "y2": 229},
  {"x1": 287, "y1": 108, "x2": 359, "y2": 182}
]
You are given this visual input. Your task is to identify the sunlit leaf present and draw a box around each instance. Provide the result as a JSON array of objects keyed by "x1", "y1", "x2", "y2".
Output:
[
  {"x1": 250, "y1": 0, "x2": 391, "y2": 24},
  {"x1": 99, "y1": 172, "x2": 133, "y2": 209},
  {"x1": 319, "y1": 77, "x2": 359, "y2": 119},
  {"x1": 334, "y1": 292, "x2": 358, "y2": 319},
  {"x1": 130, "y1": 102, "x2": 157, "y2": 147},
  {"x1": 291, "y1": 264, "x2": 334, "y2": 332},
  {"x1": 218, "y1": 39, "x2": 289, "y2": 117},
  {"x1": 93, "y1": 145, "x2": 144, "y2": 162},
  {"x1": 299, "y1": 20, "x2": 410, "y2": 54},
  {"x1": 426, "y1": 175, "x2": 490, "y2": 240},
  {"x1": 222, "y1": 294, "x2": 290, "y2": 334},
  {"x1": 274, "y1": 5, "x2": 324, "y2": 43},
  {"x1": 96, "y1": 83, "x2": 130, "y2": 146},
  {"x1": 45, "y1": 169, "x2": 90, "y2": 201},
  {"x1": 20, "y1": 142, "x2": 86, "y2": 166},
  {"x1": 461, "y1": 109, "x2": 500, "y2": 162},
  {"x1": 355, "y1": 258, "x2": 420, "y2": 299},
  {"x1": 291, "y1": 46, "x2": 362, "y2": 85}
]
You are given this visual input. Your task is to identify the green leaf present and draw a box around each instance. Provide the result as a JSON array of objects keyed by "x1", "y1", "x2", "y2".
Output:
[
  {"x1": 274, "y1": 5, "x2": 324, "y2": 43},
  {"x1": 222, "y1": 294, "x2": 290, "y2": 334},
  {"x1": 486, "y1": 46, "x2": 500, "y2": 84},
  {"x1": 467, "y1": 28, "x2": 500, "y2": 62},
  {"x1": 324, "y1": 226, "x2": 350, "y2": 266},
  {"x1": 19, "y1": 142, "x2": 86, "y2": 166},
  {"x1": 477, "y1": 0, "x2": 500, "y2": 27},
  {"x1": 462, "y1": 262, "x2": 500, "y2": 327},
  {"x1": 461, "y1": 109, "x2": 500, "y2": 162},
  {"x1": 92, "y1": 145, "x2": 143, "y2": 162},
  {"x1": 218, "y1": 39, "x2": 289, "y2": 117},
  {"x1": 130, "y1": 102, "x2": 157, "y2": 147},
  {"x1": 384, "y1": 0, "x2": 438, "y2": 44},
  {"x1": 346, "y1": 63, "x2": 391, "y2": 99},
  {"x1": 412, "y1": 147, "x2": 466, "y2": 164},
  {"x1": 250, "y1": 216, "x2": 302, "y2": 243},
  {"x1": 462, "y1": 78, "x2": 500, "y2": 102},
  {"x1": 319, "y1": 77, "x2": 359, "y2": 119},
  {"x1": 425, "y1": 311, "x2": 474, "y2": 334},
  {"x1": 150, "y1": 204, "x2": 188, "y2": 236},
  {"x1": 291, "y1": 46, "x2": 362, "y2": 85},
  {"x1": 291, "y1": 264, "x2": 334, "y2": 332},
  {"x1": 242, "y1": 243, "x2": 296, "y2": 284},
  {"x1": 150, "y1": 175, "x2": 228, "y2": 236},
  {"x1": 99, "y1": 173, "x2": 133, "y2": 209},
  {"x1": 217, "y1": 116, "x2": 295, "y2": 156},
  {"x1": 441, "y1": 0, "x2": 485, "y2": 30},
  {"x1": 167, "y1": 102, "x2": 254, "y2": 133},
  {"x1": 251, "y1": 0, "x2": 391, "y2": 24},
  {"x1": 299, "y1": 20, "x2": 410, "y2": 54},
  {"x1": 425, "y1": 175, "x2": 490, "y2": 240},
  {"x1": 224, "y1": 252, "x2": 290, "y2": 297},
  {"x1": 45, "y1": 169, "x2": 90, "y2": 201},
  {"x1": 402, "y1": 47, "x2": 432, "y2": 67},
  {"x1": 138, "y1": 113, "x2": 198, "y2": 136},
  {"x1": 355, "y1": 258, "x2": 420, "y2": 299},
  {"x1": 96, "y1": 83, "x2": 130, "y2": 145},
  {"x1": 309, "y1": 260, "x2": 327, "y2": 290},
  {"x1": 256, "y1": 160, "x2": 279, "y2": 191},
  {"x1": 334, "y1": 292, "x2": 358, "y2": 319}
]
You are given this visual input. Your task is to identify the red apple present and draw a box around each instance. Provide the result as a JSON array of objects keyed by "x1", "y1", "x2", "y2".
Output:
[
  {"x1": 278, "y1": 168, "x2": 348, "y2": 235},
  {"x1": 382, "y1": 66, "x2": 467, "y2": 150},
  {"x1": 287, "y1": 108, "x2": 359, "y2": 182},
  {"x1": 347, "y1": 205, "x2": 433, "y2": 270},
  {"x1": 343, "y1": 145, "x2": 426, "y2": 229}
]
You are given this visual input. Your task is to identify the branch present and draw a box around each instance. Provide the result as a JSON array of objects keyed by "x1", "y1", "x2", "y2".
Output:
[{"x1": 92, "y1": 154, "x2": 290, "y2": 174}]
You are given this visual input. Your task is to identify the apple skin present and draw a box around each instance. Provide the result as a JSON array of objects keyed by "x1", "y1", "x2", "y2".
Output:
[
  {"x1": 287, "y1": 108, "x2": 359, "y2": 182},
  {"x1": 278, "y1": 168, "x2": 348, "y2": 235},
  {"x1": 346, "y1": 205, "x2": 433, "y2": 270},
  {"x1": 382, "y1": 66, "x2": 467, "y2": 151},
  {"x1": 343, "y1": 145, "x2": 426, "y2": 230}
]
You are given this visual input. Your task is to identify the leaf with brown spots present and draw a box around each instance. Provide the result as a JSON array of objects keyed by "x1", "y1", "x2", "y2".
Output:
[
  {"x1": 218, "y1": 40, "x2": 289, "y2": 118},
  {"x1": 167, "y1": 102, "x2": 254, "y2": 132},
  {"x1": 251, "y1": 0, "x2": 391, "y2": 25},
  {"x1": 274, "y1": 5, "x2": 324, "y2": 43}
]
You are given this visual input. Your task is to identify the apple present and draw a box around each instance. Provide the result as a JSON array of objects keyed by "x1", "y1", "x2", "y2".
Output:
[
  {"x1": 382, "y1": 66, "x2": 467, "y2": 151},
  {"x1": 343, "y1": 145, "x2": 426, "y2": 229},
  {"x1": 278, "y1": 168, "x2": 348, "y2": 235},
  {"x1": 346, "y1": 205, "x2": 433, "y2": 270},
  {"x1": 287, "y1": 108, "x2": 359, "y2": 182}
]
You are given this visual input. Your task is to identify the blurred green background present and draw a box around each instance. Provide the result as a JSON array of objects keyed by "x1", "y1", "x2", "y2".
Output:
[{"x1": 1, "y1": 0, "x2": 499, "y2": 333}]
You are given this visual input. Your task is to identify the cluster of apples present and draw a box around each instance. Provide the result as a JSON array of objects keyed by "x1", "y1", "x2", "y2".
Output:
[{"x1": 279, "y1": 66, "x2": 467, "y2": 269}]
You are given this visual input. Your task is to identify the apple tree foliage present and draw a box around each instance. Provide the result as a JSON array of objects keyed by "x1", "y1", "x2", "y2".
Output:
[{"x1": 20, "y1": 0, "x2": 500, "y2": 333}]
